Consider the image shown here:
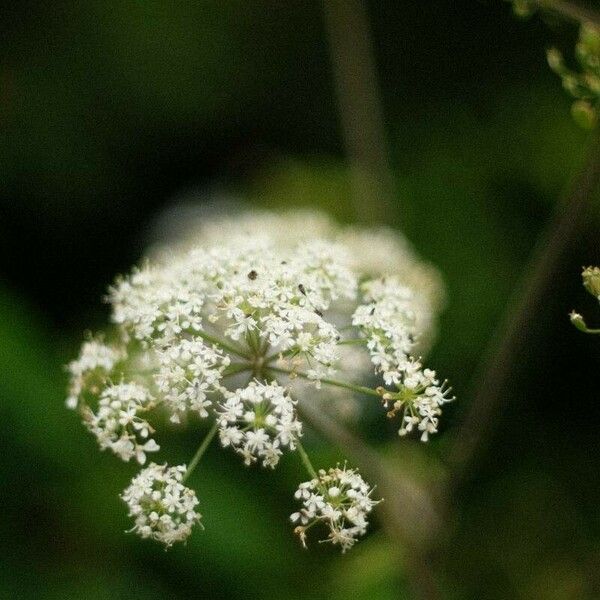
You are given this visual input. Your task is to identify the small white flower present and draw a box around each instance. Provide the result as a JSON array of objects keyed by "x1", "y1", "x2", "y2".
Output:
[
  {"x1": 216, "y1": 381, "x2": 302, "y2": 468},
  {"x1": 66, "y1": 339, "x2": 123, "y2": 409},
  {"x1": 82, "y1": 382, "x2": 159, "y2": 463},
  {"x1": 379, "y1": 359, "x2": 453, "y2": 441},
  {"x1": 154, "y1": 337, "x2": 230, "y2": 423},
  {"x1": 122, "y1": 463, "x2": 201, "y2": 547},
  {"x1": 291, "y1": 465, "x2": 380, "y2": 552}
]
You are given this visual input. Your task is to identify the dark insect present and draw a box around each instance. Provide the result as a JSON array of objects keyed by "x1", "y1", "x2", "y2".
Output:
[
  {"x1": 298, "y1": 283, "x2": 306, "y2": 295},
  {"x1": 248, "y1": 270, "x2": 258, "y2": 280},
  {"x1": 314, "y1": 309, "x2": 323, "y2": 317}
]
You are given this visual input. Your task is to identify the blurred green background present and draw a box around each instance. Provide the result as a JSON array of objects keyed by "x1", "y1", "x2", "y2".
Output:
[{"x1": 1, "y1": 1, "x2": 600, "y2": 598}]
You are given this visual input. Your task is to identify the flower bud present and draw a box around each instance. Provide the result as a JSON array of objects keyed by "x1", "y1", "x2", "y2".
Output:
[{"x1": 582, "y1": 266, "x2": 600, "y2": 298}]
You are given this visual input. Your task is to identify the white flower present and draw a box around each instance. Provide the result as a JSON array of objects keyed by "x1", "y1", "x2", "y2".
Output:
[
  {"x1": 66, "y1": 339, "x2": 123, "y2": 409},
  {"x1": 82, "y1": 382, "x2": 159, "y2": 463},
  {"x1": 216, "y1": 381, "x2": 302, "y2": 468},
  {"x1": 68, "y1": 208, "x2": 453, "y2": 550},
  {"x1": 291, "y1": 466, "x2": 379, "y2": 552},
  {"x1": 379, "y1": 359, "x2": 454, "y2": 441},
  {"x1": 122, "y1": 463, "x2": 201, "y2": 547},
  {"x1": 352, "y1": 277, "x2": 421, "y2": 385},
  {"x1": 154, "y1": 337, "x2": 230, "y2": 423}
]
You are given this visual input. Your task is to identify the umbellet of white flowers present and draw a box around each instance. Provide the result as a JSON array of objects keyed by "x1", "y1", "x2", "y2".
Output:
[
  {"x1": 216, "y1": 380, "x2": 302, "y2": 468},
  {"x1": 121, "y1": 463, "x2": 201, "y2": 547},
  {"x1": 66, "y1": 208, "x2": 453, "y2": 550},
  {"x1": 291, "y1": 465, "x2": 379, "y2": 552}
]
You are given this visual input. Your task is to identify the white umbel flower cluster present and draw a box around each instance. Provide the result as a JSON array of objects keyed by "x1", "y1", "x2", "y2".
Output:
[
  {"x1": 82, "y1": 382, "x2": 159, "y2": 463},
  {"x1": 121, "y1": 463, "x2": 201, "y2": 547},
  {"x1": 66, "y1": 339, "x2": 123, "y2": 410},
  {"x1": 378, "y1": 360, "x2": 452, "y2": 441},
  {"x1": 352, "y1": 277, "x2": 453, "y2": 438},
  {"x1": 290, "y1": 466, "x2": 379, "y2": 552},
  {"x1": 155, "y1": 338, "x2": 230, "y2": 423},
  {"x1": 67, "y1": 208, "x2": 452, "y2": 550},
  {"x1": 216, "y1": 381, "x2": 302, "y2": 468}
]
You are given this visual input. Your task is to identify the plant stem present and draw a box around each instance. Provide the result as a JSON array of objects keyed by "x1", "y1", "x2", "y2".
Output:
[
  {"x1": 322, "y1": 0, "x2": 396, "y2": 223},
  {"x1": 269, "y1": 365, "x2": 381, "y2": 398},
  {"x1": 195, "y1": 330, "x2": 251, "y2": 360},
  {"x1": 447, "y1": 131, "x2": 600, "y2": 493},
  {"x1": 222, "y1": 363, "x2": 253, "y2": 377},
  {"x1": 183, "y1": 422, "x2": 219, "y2": 482},
  {"x1": 296, "y1": 439, "x2": 318, "y2": 479}
]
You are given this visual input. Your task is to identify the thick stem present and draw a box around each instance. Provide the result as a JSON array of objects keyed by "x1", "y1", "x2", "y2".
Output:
[
  {"x1": 322, "y1": 0, "x2": 396, "y2": 223},
  {"x1": 447, "y1": 132, "x2": 600, "y2": 492},
  {"x1": 338, "y1": 338, "x2": 368, "y2": 345},
  {"x1": 223, "y1": 363, "x2": 253, "y2": 377},
  {"x1": 183, "y1": 422, "x2": 219, "y2": 482}
]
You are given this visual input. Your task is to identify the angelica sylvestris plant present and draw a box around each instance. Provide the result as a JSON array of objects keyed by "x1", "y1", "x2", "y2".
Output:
[
  {"x1": 570, "y1": 266, "x2": 600, "y2": 333},
  {"x1": 66, "y1": 209, "x2": 453, "y2": 551}
]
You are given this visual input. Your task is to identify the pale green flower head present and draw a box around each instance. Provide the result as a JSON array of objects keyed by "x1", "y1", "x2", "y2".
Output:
[
  {"x1": 546, "y1": 22, "x2": 600, "y2": 128},
  {"x1": 582, "y1": 266, "x2": 600, "y2": 299}
]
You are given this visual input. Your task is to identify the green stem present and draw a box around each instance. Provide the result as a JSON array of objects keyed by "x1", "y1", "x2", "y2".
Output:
[
  {"x1": 269, "y1": 365, "x2": 380, "y2": 398},
  {"x1": 264, "y1": 347, "x2": 299, "y2": 364},
  {"x1": 195, "y1": 329, "x2": 251, "y2": 360},
  {"x1": 183, "y1": 422, "x2": 219, "y2": 482},
  {"x1": 296, "y1": 439, "x2": 318, "y2": 480},
  {"x1": 263, "y1": 338, "x2": 365, "y2": 364},
  {"x1": 222, "y1": 363, "x2": 253, "y2": 377}
]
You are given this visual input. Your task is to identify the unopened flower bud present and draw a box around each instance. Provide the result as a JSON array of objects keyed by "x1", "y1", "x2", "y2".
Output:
[{"x1": 582, "y1": 266, "x2": 600, "y2": 298}]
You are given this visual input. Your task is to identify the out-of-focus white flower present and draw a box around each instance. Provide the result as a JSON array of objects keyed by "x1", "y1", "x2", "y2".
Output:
[
  {"x1": 290, "y1": 466, "x2": 379, "y2": 552},
  {"x1": 66, "y1": 339, "x2": 123, "y2": 409},
  {"x1": 216, "y1": 381, "x2": 302, "y2": 468},
  {"x1": 82, "y1": 382, "x2": 159, "y2": 464},
  {"x1": 122, "y1": 463, "x2": 201, "y2": 546},
  {"x1": 352, "y1": 277, "x2": 420, "y2": 386}
]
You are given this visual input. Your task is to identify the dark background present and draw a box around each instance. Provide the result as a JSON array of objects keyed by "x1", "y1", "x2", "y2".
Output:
[{"x1": 1, "y1": 1, "x2": 599, "y2": 598}]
